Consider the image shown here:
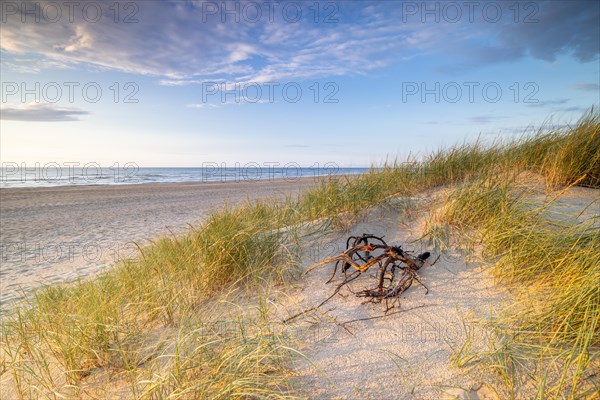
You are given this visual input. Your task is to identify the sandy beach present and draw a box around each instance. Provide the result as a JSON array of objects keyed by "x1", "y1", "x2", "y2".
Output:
[{"x1": 0, "y1": 178, "x2": 319, "y2": 306}]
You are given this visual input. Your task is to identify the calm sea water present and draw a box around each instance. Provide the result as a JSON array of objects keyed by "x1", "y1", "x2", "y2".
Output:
[{"x1": 0, "y1": 166, "x2": 369, "y2": 189}]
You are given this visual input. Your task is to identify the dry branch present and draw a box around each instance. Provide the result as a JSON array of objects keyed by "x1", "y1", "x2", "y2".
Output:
[{"x1": 284, "y1": 234, "x2": 434, "y2": 322}]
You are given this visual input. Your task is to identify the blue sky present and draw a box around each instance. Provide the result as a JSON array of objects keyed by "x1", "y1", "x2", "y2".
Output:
[{"x1": 1, "y1": 0, "x2": 598, "y2": 167}]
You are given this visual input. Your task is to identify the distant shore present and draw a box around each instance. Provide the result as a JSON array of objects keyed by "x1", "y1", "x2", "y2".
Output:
[
  {"x1": 0, "y1": 177, "x2": 321, "y2": 305},
  {"x1": 0, "y1": 167, "x2": 368, "y2": 189}
]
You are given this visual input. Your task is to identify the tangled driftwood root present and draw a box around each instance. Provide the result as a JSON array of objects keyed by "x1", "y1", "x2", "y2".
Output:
[{"x1": 284, "y1": 234, "x2": 436, "y2": 323}]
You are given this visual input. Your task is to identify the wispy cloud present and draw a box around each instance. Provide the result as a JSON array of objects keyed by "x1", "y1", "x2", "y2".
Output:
[
  {"x1": 0, "y1": 53, "x2": 74, "y2": 74},
  {"x1": 469, "y1": 115, "x2": 508, "y2": 124},
  {"x1": 526, "y1": 99, "x2": 570, "y2": 108},
  {"x1": 560, "y1": 106, "x2": 588, "y2": 113},
  {"x1": 1, "y1": 0, "x2": 597, "y2": 83},
  {"x1": 186, "y1": 98, "x2": 270, "y2": 109},
  {"x1": 0, "y1": 103, "x2": 90, "y2": 121},
  {"x1": 0, "y1": 1, "x2": 417, "y2": 84},
  {"x1": 573, "y1": 83, "x2": 600, "y2": 91},
  {"x1": 186, "y1": 103, "x2": 220, "y2": 109}
]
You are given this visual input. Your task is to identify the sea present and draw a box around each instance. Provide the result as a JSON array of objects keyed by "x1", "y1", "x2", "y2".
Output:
[{"x1": 0, "y1": 165, "x2": 369, "y2": 189}]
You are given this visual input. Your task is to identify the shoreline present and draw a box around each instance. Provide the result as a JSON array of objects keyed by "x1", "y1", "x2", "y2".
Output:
[
  {"x1": 0, "y1": 177, "x2": 321, "y2": 305},
  {"x1": 0, "y1": 168, "x2": 369, "y2": 190},
  {"x1": 0, "y1": 175, "x2": 328, "y2": 192}
]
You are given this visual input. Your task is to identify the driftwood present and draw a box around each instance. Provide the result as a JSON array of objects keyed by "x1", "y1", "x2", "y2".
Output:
[{"x1": 284, "y1": 234, "x2": 436, "y2": 322}]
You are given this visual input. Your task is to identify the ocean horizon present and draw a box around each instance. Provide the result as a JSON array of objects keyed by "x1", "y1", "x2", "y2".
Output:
[{"x1": 0, "y1": 166, "x2": 370, "y2": 189}]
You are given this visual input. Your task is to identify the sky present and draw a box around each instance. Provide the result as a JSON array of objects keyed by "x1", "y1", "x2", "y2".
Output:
[{"x1": 1, "y1": 0, "x2": 599, "y2": 167}]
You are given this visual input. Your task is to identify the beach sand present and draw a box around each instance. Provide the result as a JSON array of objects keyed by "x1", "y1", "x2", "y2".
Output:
[
  {"x1": 0, "y1": 178, "x2": 319, "y2": 305},
  {"x1": 274, "y1": 185, "x2": 599, "y2": 399},
  {"x1": 274, "y1": 202, "x2": 507, "y2": 399}
]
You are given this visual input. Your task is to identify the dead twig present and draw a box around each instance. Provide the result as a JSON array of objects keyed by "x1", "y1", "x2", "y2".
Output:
[
  {"x1": 285, "y1": 234, "x2": 434, "y2": 322},
  {"x1": 340, "y1": 304, "x2": 435, "y2": 326}
]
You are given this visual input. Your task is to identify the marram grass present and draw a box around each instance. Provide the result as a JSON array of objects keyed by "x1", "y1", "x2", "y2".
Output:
[{"x1": 427, "y1": 172, "x2": 599, "y2": 397}]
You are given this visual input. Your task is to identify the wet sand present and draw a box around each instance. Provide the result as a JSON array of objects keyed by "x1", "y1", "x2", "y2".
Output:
[{"x1": 0, "y1": 178, "x2": 319, "y2": 305}]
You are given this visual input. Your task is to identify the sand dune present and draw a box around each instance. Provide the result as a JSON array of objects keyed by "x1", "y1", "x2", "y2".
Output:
[
  {"x1": 274, "y1": 186, "x2": 599, "y2": 399},
  {"x1": 272, "y1": 203, "x2": 504, "y2": 399}
]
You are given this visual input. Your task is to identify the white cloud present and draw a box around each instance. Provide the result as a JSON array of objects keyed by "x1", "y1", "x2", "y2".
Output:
[
  {"x1": 0, "y1": 54, "x2": 73, "y2": 74},
  {"x1": 0, "y1": 1, "x2": 420, "y2": 83},
  {"x1": 0, "y1": 103, "x2": 90, "y2": 121},
  {"x1": 186, "y1": 103, "x2": 220, "y2": 109},
  {"x1": 573, "y1": 83, "x2": 600, "y2": 92}
]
